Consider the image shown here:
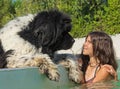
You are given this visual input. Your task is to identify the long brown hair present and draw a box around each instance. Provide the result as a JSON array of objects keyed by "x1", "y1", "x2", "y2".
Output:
[{"x1": 81, "y1": 31, "x2": 118, "y2": 73}]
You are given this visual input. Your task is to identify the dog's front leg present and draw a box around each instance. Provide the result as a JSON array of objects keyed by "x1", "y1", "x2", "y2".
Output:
[
  {"x1": 7, "y1": 54, "x2": 60, "y2": 81},
  {"x1": 59, "y1": 56, "x2": 83, "y2": 83},
  {"x1": 68, "y1": 61, "x2": 83, "y2": 83},
  {"x1": 37, "y1": 54, "x2": 60, "y2": 81},
  {"x1": 28, "y1": 54, "x2": 60, "y2": 81}
]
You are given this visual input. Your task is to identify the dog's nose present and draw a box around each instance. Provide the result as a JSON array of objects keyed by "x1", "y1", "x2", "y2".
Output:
[{"x1": 72, "y1": 39, "x2": 75, "y2": 43}]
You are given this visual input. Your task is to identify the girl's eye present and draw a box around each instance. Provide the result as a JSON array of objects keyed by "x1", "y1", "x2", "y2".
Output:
[
  {"x1": 85, "y1": 39, "x2": 91, "y2": 43},
  {"x1": 88, "y1": 40, "x2": 92, "y2": 43}
]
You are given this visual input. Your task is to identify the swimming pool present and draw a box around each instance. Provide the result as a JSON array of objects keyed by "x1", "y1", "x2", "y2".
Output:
[
  {"x1": 0, "y1": 60, "x2": 119, "y2": 89},
  {"x1": 117, "y1": 60, "x2": 120, "y2": 80}
]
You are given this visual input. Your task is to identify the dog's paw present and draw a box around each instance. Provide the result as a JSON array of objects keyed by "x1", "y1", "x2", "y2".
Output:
[
  {"x1": 39, "y1": 63, "x2": 60, "y2": 81},
  {"x1": 69, "y1": 69, "x2": 83, "y2": 83},
  {"x1": 59, "y1": 57, "x2": 83, "y2": 83},
  {"x1": 33, "y1": 55, "x2": 60, "y2": 81},
  {"x1": 47, "y1": 67, "x2": 60, "y2": 81},
  {"x1": 39, "y1": 61, "x2": 48, "y2": 73}
]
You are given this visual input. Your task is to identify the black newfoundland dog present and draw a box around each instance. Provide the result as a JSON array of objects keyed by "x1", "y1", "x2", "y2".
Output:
[{"x1": 0, "y1": 10, "x2": 83, "y2": 83}]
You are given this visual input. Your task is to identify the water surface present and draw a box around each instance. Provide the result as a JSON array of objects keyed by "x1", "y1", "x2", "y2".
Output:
[{"x1": 0, "y1": 60, "x2": 119, "y2": 89}]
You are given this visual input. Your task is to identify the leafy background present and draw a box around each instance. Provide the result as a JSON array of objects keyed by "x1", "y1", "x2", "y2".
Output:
[{"x1": 0, "y1": 0, "x2": 120, "y2": 37}]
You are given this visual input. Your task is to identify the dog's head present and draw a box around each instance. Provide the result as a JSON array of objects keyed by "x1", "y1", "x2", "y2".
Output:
[{"x1": 19, "y1": 10, "x2": 74, "y2": 56}]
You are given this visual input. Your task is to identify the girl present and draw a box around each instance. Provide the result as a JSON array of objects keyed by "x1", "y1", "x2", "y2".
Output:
[{"x1": 80, "y1": 31, "x2": 118, "y2": 83}]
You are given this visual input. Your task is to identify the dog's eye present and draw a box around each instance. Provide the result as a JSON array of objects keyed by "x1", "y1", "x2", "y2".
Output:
[
  {"x1": 34, "y1": 30, "x2": 41, "y2": 37},
  {"x1": 64, "y1": 20, "x2": 70, "y2": 23},
  {"x1": 36, "y1": 32, "x2": 39, "y2": 36},
  {"x1": 63, "y1": 19, "x2": 71, "y2": 23}
]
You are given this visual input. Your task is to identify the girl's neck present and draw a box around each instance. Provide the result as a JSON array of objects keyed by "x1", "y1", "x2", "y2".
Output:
[{"x1": 89, "y1": 57, "x2": 100, "y2": 67}]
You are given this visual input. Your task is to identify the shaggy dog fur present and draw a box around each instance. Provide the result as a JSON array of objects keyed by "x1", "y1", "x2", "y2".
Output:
[{"x1": 0, "y1": 10, "x2": 83, "y2": 83}]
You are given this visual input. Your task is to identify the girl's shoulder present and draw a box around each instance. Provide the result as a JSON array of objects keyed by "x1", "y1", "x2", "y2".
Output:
[
  {"x1": 101, "y1": 64, "x2": 113, "y2": 71},
  {"x1": 99, "y1": 64, "x2": 114, "y2": 74},
  {"x1": 101, "y1": 64, "x2": 118, "y2": 80}
]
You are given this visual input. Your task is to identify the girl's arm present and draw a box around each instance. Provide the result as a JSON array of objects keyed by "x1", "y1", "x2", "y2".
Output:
[
  {"x1": 92, "y1": 66, "x2": 110, "y2": 83},
  {"x1": 102, "y1": 64, "x2": 118, "y2": 81}
]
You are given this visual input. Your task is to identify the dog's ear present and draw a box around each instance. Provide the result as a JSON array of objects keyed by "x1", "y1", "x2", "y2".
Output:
[{"x1": 33, "y1": 23, "x2": 55, "y2": 46}]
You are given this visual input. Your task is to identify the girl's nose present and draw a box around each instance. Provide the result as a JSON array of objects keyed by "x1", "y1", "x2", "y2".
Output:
[{"x1": 84, "y1": 41, "x2": 87, "y2": 46}]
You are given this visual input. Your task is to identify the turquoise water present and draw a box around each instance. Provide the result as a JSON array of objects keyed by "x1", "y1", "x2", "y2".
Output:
[
  {"x1": 0, "y1": 60, "x2": 119, "y2": 89},
  {"x1": 117, "y1": 60, "x2": 120, "y2": 80}
]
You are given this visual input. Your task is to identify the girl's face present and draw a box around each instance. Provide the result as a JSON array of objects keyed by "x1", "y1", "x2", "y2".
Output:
[{"x1": 83, "y1": 36, "x2": 93, "y2": 57}]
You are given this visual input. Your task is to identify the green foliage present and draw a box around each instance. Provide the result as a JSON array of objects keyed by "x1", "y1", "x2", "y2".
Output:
[
  {"x1": 0, "y1": 0, "x2": 14, "y2": 27},
  {"x1": 71, "y1": 0, "x2": 120, "y2": 37},
  {"x1": 0, "y1": 0, "x2": 120, "y2": 37}
]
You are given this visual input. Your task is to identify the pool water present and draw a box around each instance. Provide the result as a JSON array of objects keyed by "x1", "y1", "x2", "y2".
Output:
[
  {"x1": 0, "y1": 60, "x2": 119, "y2": 89},
  {"x1": 117, "y1": 60, "x2": 120, "y2": 80}
]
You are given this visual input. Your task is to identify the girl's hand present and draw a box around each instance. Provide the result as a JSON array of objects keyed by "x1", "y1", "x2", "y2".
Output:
[{"x1": 102, "y1": 64, "x2": 118, "y2": 81}]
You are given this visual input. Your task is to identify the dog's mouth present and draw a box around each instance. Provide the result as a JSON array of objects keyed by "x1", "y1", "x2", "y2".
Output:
[
  {"x1": 61, "y1": 34, "x2": 75, "y2": 50},
  {"x1": 56, "y1": 39, "x2": 74, "y2": 51},
  {"x1": 62, "y1": 39, "x2": 74, "y2": 50}
]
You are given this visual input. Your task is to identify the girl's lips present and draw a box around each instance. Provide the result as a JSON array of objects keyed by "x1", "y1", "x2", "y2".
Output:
[
  {"x1": 83, "y1": 48, "x2": 87, "y2": 52},
  {"x1": 83, "y1": 47, "x2": 87, "y2": 50},
  {"x1": 83, "y1": 47, "x2": 89, "y2": 52}
]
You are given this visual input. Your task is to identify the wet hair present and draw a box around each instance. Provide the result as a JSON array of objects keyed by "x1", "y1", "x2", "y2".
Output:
[{"x1": 81, "y1": 31, "x2": 118, "y2": 73}]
